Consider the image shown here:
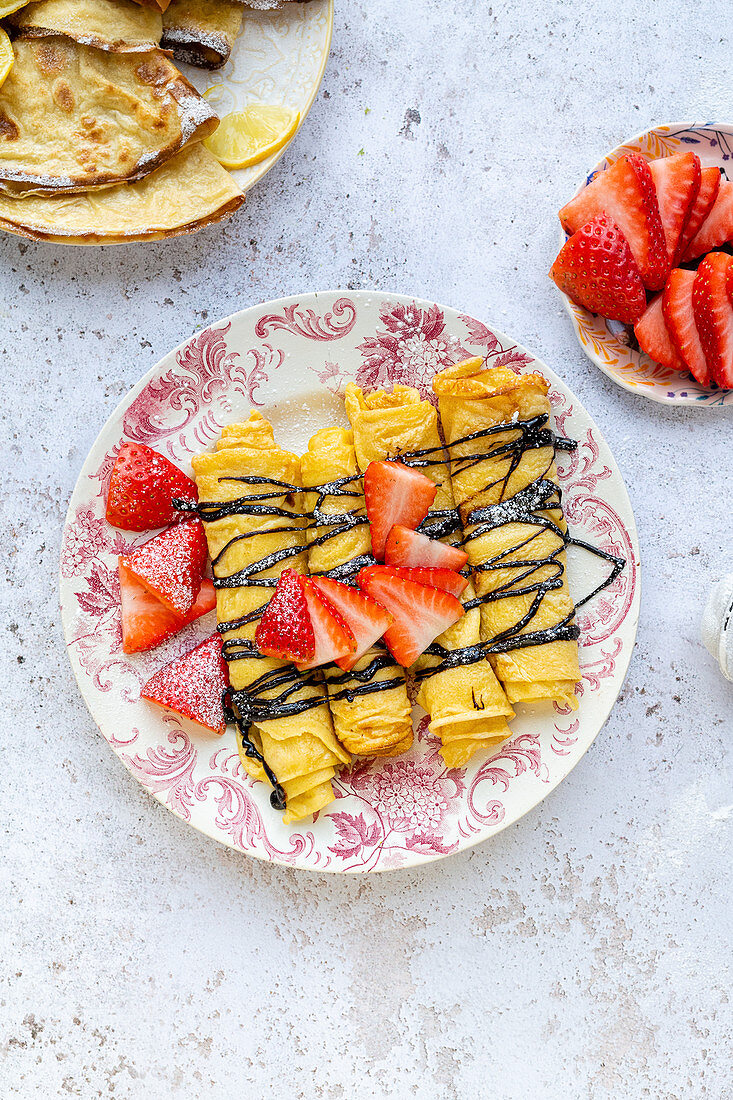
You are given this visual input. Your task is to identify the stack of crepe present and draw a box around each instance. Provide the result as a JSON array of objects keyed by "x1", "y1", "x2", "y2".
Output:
[{"x1": 0, "y1": 0, "x2": 250, "y2": 242}]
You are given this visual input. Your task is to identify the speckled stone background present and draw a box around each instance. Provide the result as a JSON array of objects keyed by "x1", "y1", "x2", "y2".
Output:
[{"x1": 1, "y1": 2, "x2": 732, "y2": 1097}]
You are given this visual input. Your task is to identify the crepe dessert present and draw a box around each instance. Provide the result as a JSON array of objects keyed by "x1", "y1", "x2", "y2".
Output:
[
  {"x1": 0, "y1": 142, "x2": 243, "y2": 242},
  {"x1": 0, "y1": 37, "x2": 218, "y2": 195},
  {"x1": 161, "y1": 0, "x2": 243, "y2": 68},
  {"x1": 300, "y1": 427, "x2": 414, "y2": 758},
  {"x1": 191, "y1": 413, "x2": 350, "y2": 823},
  {"x1": 345, "y1": 383, "x2": 515, "y2": 768},
  {"x1": 433, "y1": 358, "x2": 581, "y2": 709},
  {"x1": 8, "y1": 0, "x2": 164, "y2": 52}
]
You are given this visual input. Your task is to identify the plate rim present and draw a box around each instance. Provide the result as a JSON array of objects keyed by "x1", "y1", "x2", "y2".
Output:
[{"x1": 61, "y1": 289, "x2": 642, "y2": 873}]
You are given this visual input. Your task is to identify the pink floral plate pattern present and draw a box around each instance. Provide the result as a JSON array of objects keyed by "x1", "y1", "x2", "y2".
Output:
[
  {"x1": 557, "y1": 121, "x2": 733, "y2": 407},
  {"x1": 61, "y1": 293, "x2": 641, "y2": 873}
]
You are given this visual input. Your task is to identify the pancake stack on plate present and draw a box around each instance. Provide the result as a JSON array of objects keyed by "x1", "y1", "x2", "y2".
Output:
[{"x1": 0, "y1": 0, "x2": 309, "y2": 242}]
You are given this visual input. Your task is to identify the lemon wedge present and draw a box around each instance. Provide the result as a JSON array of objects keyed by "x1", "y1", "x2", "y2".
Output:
[
  {"x1": 204, "y1": 105, "x2": 300, "y2": 170},
  {"x1": 0, "y1": 28, "x2": 13, "y2": 90}
]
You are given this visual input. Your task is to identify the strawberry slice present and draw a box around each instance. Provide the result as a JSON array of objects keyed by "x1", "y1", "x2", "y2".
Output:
[
  {"x1": 634, "y1": 294, "x2": 686, "y2": 371},
  {"x1": 363, "y1": 460, "x2": 437, "y2": 560},
  {"x1": 106, "y1": 442, "x2": 198, "y2": 531},
  {"x1": 662, "y1": 269, "x2": 710, "y2": 385},
  {"x1": 119, "y1": 562, "x2": 216, "y2": 654},
  {"x1": 254, "y1": 569, "x2": 314, "y2": 663},
  {"x1": 676, "y1": 165, "x2": 721, "y2": 263},
  {"x1": 365, "y1": 563, "x2": 469, "y2": 599},
  {"x1": 549, "y1": 214, "x2": 647, "y2": 323},
  {"x1": 142, "y1": 634, "x2": 229, "y2": 735},
  {"x1": 559, "y1": 153, "x2": 669, "y2": 289},
  {"x1": 358, "y1": 565, "x2": 464, "y2": 667},
  {"x1": 309, "y1": 575, "x2": 393, "y2": 670},
  {"x1": 296, "y1": 579, "x2": 357, "y2": 670},
  {"x1": 121, "y1": 518, "x2": 208, "y2": 616},
  {"x1": 693, "y1": 252, "x2": 733, "y2": 388},
  {"x1": 683, "y1": 179, "x2": 733, "y2": 260},
  {"x1": 385, "y1": 524, "x2": 468, "y2": 570},
  {"x1": 648, "y1": 152, "x2": 701, "y2": 263}
]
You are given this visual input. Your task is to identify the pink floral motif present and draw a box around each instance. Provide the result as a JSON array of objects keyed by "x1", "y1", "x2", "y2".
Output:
[
  {"x1": 352, "y1": 757, "x2": 462, "y2": 833},
  {"x1": 309, "y1": 359, "x2": 344, "y2": 396},
  {"x1": 88, "y1": 444, "x2": 120, "y2": 501},
  {"x1": 459, "y1": 313, "x2": 535, "y2": 372},
  {"x1": 124, "y1": 724, "x2": 198, "y2": 821},
  {"x1": 254, "y1": 298, "x2": 356, "y2": 341},
  {"x1": 61, "y1": 506, "x2": 126, "y2": 577},
  {"x1": 356, "y1": 301, "x2": 468, "y2": 400},
  {"x1": 194, "y1": 775, "x2": 264, "y2": 850},
  {"x1": 329, "y1": 811, "x2": 381, "y2": 858}
]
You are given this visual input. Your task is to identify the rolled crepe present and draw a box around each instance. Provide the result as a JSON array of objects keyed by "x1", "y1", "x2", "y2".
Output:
[
  {"x1": 161, "y1": 0, "x2": 243, "y2": 68},
  {"x1": 433, "y1": 358, "x2": 581, "y2": 709},
  {"x1": 0, "y1": 143, "x2": 243, "y2": 244},
  {"x1": 345, "y1": 383, "x2": 514, "y2": 769},
  {"x1": 300, "y1": 427, "x2": 413, "y2": 758},
  {"x1": 191, "y1": 413, "x2": 350, "y2": 824},
  {"x1": 9, "y1": 0, "x2": 163, "y2": 52},
  {"x1": 0, "y1": 38, "x2": 218, "y2": 195}
]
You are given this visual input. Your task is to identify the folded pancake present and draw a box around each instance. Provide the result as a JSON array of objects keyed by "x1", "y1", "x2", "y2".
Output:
[
  {"x1": 300, "y1": 427, "x2": 413, "y2": 758},
  {"x1": 130, "y1": 0, "x2": 172, "y2": 11},
  {"x1": 345, "y1": 383, "x2": 514, "y2": 769},
  {"x1": 0, "y1": 143, "x2": 243, "y2": 244},
  {"x1": 161, "y1": 0, "x2": 243, "y2": 68},
  {"x1": 191, "y1": 413, "x2": 350, "y2": 824},
  {"x1": 433, "y1": 358, "x2": 581, "y2": 709},
  {"x1": 8, "y1": 0, "x2": 163, "y2": 52},
  {"x1": 0, "y1": 38, "x2": 218, "y2": 195}
]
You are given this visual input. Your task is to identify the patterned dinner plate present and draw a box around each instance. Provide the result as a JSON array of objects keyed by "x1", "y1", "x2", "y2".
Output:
[
  {"x1": 60, "y1": 293, "x2": 641, "y2": 873},
  {"x1": 558, "y1": 121, "x2": 733, "y2": 407},
  {"x1": 188, "y1": 0, "x2": 333, "y2": 193}
]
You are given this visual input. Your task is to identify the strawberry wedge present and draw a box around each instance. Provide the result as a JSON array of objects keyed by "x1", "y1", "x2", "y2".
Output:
[
  {"x1": 365, "y1": 564, "x2": 469, "y2": 599},
  {"x1": 119, "y1": 563, "x2": 216, "y2": 654},
  {"x1": 683, "y1": 179, "x2": 733, "y2": 260},
  {"x1": 676, "y1": 165, "x2": 721, "y2": 264},
  {"x1": 648, "y1": 151, "x2": 700, "y2": 264},
  {"x1": 549, "y1": 214, "x2": 647, "y2": 324},
  {"x1": 634, "y1": 294, "x2": 686, "y2": 372},
  {"x1": 309, "y1": 575, "x2": 393, "y2": 670},
  {"x1": 559, "y1": 153, "x2": 669, "y2": 289},
  {"x1": 358, "y1": 566, "x2": 464, "y2": 667},
  {"x1": 363, "y1": 460, "x2": 437, "y2": 559},
  {"x1": 106, "y1": 441, "x2": 198, "y2": 531},
  {"x1": 693, "y1": 252, "x2": 733, "y2": 388},
  {"x1": 296, "y1": 579, "x2": 356, "y2": 670},
  {"x1": 121, "y1": 518, "x2": 208, "y2": 616},
  {"x1": 385, "y1": 524, "x2": 468, "y2": 570},
  {"x1": 662, "y1": 269, "x2": 710, "y2": 385},
  {"x1": 142, "y1": 634, "x2": 229, "y2": 735},
  {"x1": 255, "y1": 569, "x2": 315, "y2": 664}
]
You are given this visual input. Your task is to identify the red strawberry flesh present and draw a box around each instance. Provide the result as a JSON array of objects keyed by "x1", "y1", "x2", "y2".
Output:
[
  {"x1": 121, "y1": 518, "x2": 208, "y2": 616},
  {"x1": 363, "y1": 460, "x2": 437, "y2": 559},
  {"x1": 106, "y1": 442, "x2": 198, "y2": 531},
  {"x1": 358, "y1": 565, "x2": 464, "y2": 667},
  {"x1": 365, "y1": 563, "x2": 469, "y2": 599},
  {"x1": 662, "y1": 268, "x2": 710, "y2": 386},
  {"x1": 119, "y1": 562, "x2": 216, "y2": 654},
  {"x1": 676, "y1": 165, "x2": 721, "y2": 263},
  {"x1": 693, "y1": 252, "x2": 733, "y2": 388},
  {"x1": 142, "y1": 633, "x2": 229, "y2": 735},
  {"x1": 550, "y1": 214, "x2": 647, "y2": 323},
  {"x1": 648, "y1": 152, "x2": 700, "y2": 263},
  {"x1": 385, "y1": 524, "x2": 468, "y2": 570},
  {"x1": 634, "y1": 294, "x2": 686, "y2": 372},
  {"x1": 254, "y1": 568, "x2": 314, "y2": 663},
  {"x1": 309, "y1": 575, "x2": 393, "y2": 670},
  {"x1": 683, "y1": 178, "x2": 733, "y2": 260},
  {"x1": 296, "y1": 580, "x2": 357, "y2": 670}
]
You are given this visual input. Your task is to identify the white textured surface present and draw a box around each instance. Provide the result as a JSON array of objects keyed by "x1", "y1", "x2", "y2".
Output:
[{"x1": 1, "y1": 1, "x2": 731, "y2": 1096}]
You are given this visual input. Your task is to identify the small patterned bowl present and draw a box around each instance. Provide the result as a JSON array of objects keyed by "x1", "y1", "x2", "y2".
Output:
[{"x1": 557, "y1": 121, "x2": 733, "y2": 407}]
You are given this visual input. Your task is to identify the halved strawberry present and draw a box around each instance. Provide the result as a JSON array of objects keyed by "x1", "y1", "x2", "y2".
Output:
[
  {"x1": 296, "y1": 579, "x2": 357, "y2": 670},
  {"x1": 634, "y1": 294, "x2": 686, "y2": 371},
  {"x1": 683, "y1": 179, "x2": 733, "y2": 260},
  {"x1": 365, "y1": 564, "x2": 469, "y2": 599},
  {"x1": 648, "y1": 151, "x2": 700, "y2": 263},
  {"x1": 121, "y1": 518, "x2": 208, "y2": 616},
  {"x1": 549, "y1": 214, "x2": 647, "y2": 323},
  {"x1": 254, "y1": 569, "x2": 314, "y2": 663},
  {"x1": 358, "y1": 565, "x2": 464, "y2": 667},
  {"x1": 559, "y1": 153, "x2": 669, "y2": 289},
  {"x1": 385, "y1": 524, "x2": 468, "y2": 570},
  {"x1": 676, "y1": 165, "x2": 721, "y2": 263},
  {"x1": 142, "y1": 634, "x2": 229, "y2": 735},
  {"x1": 119, "y1": 562, "x2": 216, "y2": 654},
  {"x1": 693, "y1": 252, "x2": 733, "y2": 388},
  {"x1": 309, "y1": 575, "x2": 393, "y2": 670},
  {"x1": 363, "y1": 460, "x2": 437, "y2": 560},
  {"x1": 662, "y1": 268, "x2": 710, "y2": 385},
  {"x1": 106, "y1": 442, "x2": 198, "y2": 531}
]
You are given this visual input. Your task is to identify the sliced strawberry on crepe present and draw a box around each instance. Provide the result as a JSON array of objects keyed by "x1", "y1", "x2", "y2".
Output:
[
  {"x1": 296, "y1": 579, "x2": 357, "y2": 670},
  {"x1": 676, "y1": 165, "x2": 721, "y2": 263},
  {"x1": 693, "y1": 252, "x2": 733, "y2": 388},
  {"x1": 254, "y1": 569, "x2": 314, "y2": 664},
  {"x1": 365, "y1": 563, "x2": 468, "y2": 599},
  {"x1": 634, "y1": 294, "x2": 686, "y2": 371},
  {"x1": 106, "y1": 441, "x2": 198, "y2": 531},
  {"x1": 559, "y1": 153, "x2": 669, "y2": 289},
  {"x1": 683, "y1": 179, "x2": 733, "y2": 260},
  {"x1": 363, "y1": 460, "x2": 437, "y2": 559},
  {"x1": 142, "y1": 634, "x2": 229, "y2": 735},
  {"x1": 384, "y1": 524, "x2": 468, "y2": 570},
  {"x1": 119, "y1": 563, "x2": 216, "y2": 654},
  {"x1": 662, "y1": 268, "x2": 711, "y2": 385},
  {"x1": 550, "y1": 214, "x2": 647, "y2": 323},
  {"x1": 648, "y1": 151, "x2": 700, "y2": 264},
  {"x1": 308, "y1": 575, "x2": 393, "y2": 670},
  {"x1": 121, "y1": 517, "x2": 208, "y2": 616},
  {"x1": 358, "y1": 565, "x2": 464, "y2": 667}
]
